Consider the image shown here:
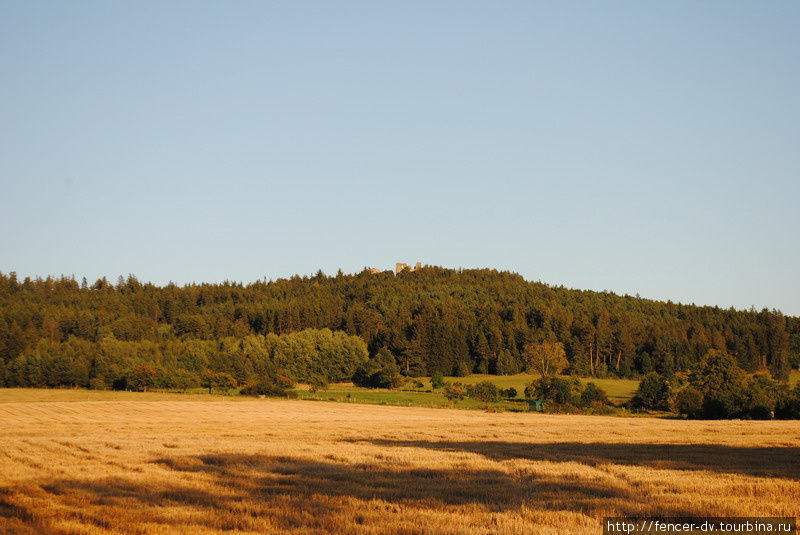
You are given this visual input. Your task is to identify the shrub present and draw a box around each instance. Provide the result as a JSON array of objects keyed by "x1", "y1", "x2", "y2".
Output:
[
  {"x1": 240, "y1": 380, "x2": 284, "y2": 397},
  {"x1": 672, "y1": 371, "x2": 690, "y2": 388},
  {"x1": 466, "y1": 381, "x2": 501, "y2": 403},
  {"x1": 524, "y1": 376, "x2": 579, "y2": 405},
  {"x1": 201, "y1": 370, "x2": 238, "y2": 394},
  {"x1": 690, "y1": 350, "x2": 749, "y2": 419},
  {"x1": 744, "y1": 374, "x2": 780, "y2": 419},
  {"x1": 308, "y1": 374, "x2": 329, "y2": 393},
  {"x1": 170, "y1": 368, "x2": 199, "y2": 392},
  {"x1": 112, "y1": 376, "x2": 128, "y2": 391},
  {"x1": 675, "y1": 386, "x2": 704, "y2": 418},
  {"x1": 88, "y1": 377, "x2": 108, "y2": 390},
  {"x1": 579, "y1": 382, "x2": 608, "y2": 407},
  {"x1": 430, "y1": 372, "x2": 445, "y2": 390},
  {"x1": 443, "y1": 382, "x2": 466, "y2": 403},
  {"x1": 776, "y1": 384, "x2": 800, "y2": 419},
  {"x1": 412, "y1": 380, "x2": 424, "y2": 389},
  {"x1": 352, "y1": 348, "x2": 404, "y2": 389},
  {"x1": 501, "y1": 387, "x2": 518, "y2": 399},
  {"x1": 128, "y1": 364, "x2": 158, "y2": 392},
  {"x1": 633, "y1": 372, "x2": 671, "y2": 410},
  {"x1": 240, "y1": 372, "x2": 293, "y2": 397}
]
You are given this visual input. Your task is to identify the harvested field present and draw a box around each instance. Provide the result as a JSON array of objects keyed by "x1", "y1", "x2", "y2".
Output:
[{"x1": 1, "y1": 396, "x2": 799, "y2": 534}]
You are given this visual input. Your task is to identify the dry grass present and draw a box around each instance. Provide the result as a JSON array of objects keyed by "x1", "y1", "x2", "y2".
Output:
[{"x1": 1, "y1": 395, "x2": 799, "y2": 534}]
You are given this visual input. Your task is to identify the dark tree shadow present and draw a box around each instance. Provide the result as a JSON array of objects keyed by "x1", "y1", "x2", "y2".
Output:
[
  {"x1": 0, "y1": 498, "x2": 33, "y2": 523},
  {"x1": 150, "y1": 453, "x2": 630, "y2": 512},
  {"x1": 0, "y1": 488, "x2": 43, "y2": 535},
  {"x1": 4, "y1": 451, "x2": 706, "y2": 533},
  {"x1": 348, "y1": 439, "x2": 800, "y2": 480}
]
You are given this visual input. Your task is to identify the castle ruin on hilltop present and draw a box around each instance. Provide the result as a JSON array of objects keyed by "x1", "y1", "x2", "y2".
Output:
[
  {"x1": 395, "y1": 262, "x2": 422, "y2": 275},
  {"x1": 363, "y1": 262, "x2": 423, "y2": 275}
]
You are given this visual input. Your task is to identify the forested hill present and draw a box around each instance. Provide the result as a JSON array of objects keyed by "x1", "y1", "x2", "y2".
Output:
[{"x1": 0, "y1": 267, "x2": 798, "y2": 388}]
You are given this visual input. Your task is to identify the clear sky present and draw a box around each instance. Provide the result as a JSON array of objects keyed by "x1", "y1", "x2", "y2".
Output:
[{"x1": 1, "y1": 1, "x2": 798, "y2": 314}]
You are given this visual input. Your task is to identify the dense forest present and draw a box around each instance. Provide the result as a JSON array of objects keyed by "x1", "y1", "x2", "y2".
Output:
[{"x1": 0, "y1": 267, "x2": 798, "y2": 389}]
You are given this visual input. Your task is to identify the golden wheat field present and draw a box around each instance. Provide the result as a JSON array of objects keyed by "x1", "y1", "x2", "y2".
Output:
[{"x1": 1, "y1": 394, "x2": 799, "y2": 535}]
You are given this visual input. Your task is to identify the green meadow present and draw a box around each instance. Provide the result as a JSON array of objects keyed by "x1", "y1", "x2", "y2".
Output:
[
  {"x1": 295, "y1": 373, "x2": 639, "y2": 411},
  {"x1": 297, "y1": 370, "x2": 800, "y2": 411},
  {"x1": 2, "y1": 371, "x2": 796, "y2": 412}
]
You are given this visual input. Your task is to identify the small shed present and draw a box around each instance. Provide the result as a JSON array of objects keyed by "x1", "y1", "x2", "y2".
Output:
[{"x1": 528, "y1": 400, "x2": 544, "y2": 412}]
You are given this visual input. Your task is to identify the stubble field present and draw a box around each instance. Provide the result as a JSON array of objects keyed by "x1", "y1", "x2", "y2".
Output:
[{"x1": 1, "y1": 394, "x2": 799, "y2": 534}]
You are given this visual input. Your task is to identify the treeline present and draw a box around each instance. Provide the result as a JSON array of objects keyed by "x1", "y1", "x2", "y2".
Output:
[
  {"x1": 4, "y1": 328, "x2": 367, "y2": 390},
  {"x1": 633, "y1": 350, "x2": 800, "y2": 420},
  {"x1": 0, "y1": 267, "x2": 798, "y2": 387}
]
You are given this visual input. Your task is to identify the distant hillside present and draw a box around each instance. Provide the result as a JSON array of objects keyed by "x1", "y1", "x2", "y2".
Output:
[{"x1": 0, "y1": 267, "x2": 797, "y2": 388}]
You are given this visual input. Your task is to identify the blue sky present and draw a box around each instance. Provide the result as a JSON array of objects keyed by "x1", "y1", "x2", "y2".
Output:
[{"x1": 1, "y1": 1, "x2": 798, "y2": 314}]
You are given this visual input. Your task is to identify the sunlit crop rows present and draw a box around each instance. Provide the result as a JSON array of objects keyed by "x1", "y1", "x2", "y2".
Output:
[{"x1": 1, "y1": 395, "x2": 799, "y2": 534}]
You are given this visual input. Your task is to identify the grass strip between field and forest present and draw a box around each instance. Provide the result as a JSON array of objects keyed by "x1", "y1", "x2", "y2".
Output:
[{"x1": 1, "y1": 371, "x2": 797, "y2": 414}]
